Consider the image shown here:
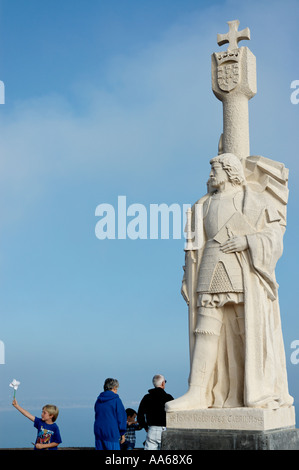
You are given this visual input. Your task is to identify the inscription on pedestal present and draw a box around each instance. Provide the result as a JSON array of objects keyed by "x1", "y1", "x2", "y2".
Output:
[{"x1": 166, "y1": 407, "x2": 296, "y2": 431}]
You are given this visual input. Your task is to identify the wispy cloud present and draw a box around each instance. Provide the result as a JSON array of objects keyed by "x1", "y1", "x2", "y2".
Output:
[{"x1": 0, "y1": 0, "x2": 297, "y2": 211}]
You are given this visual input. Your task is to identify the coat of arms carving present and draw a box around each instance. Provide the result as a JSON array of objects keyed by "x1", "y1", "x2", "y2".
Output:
[{"x1": 217, "y1": 60, "x2": 240, "y2": 92}]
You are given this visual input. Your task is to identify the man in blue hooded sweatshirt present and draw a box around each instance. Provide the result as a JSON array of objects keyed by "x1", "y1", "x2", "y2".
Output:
[{"x1": 94, "y1": 378, "x2": 127, "y2": 450}]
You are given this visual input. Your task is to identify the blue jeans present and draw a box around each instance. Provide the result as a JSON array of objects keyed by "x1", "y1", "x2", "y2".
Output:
[
  {"x1": 95, "y1": 439, "x2": 120, "y2": 450},
  {"x1": 121, "y1": 441, "x2": 135, "y2": 450},
  {"x1": 144, "y1": 426, "x2": 166, "y2": 450}
]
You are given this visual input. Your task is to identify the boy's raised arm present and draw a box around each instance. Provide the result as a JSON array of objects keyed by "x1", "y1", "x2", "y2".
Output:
[{"x1": 12, "y1": 399, "x2": 35, "y2": 422}]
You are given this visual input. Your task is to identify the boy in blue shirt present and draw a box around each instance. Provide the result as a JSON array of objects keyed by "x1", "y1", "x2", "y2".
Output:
[{"x1": 12, "y1": 399, "x2": 62, "y2": 450}]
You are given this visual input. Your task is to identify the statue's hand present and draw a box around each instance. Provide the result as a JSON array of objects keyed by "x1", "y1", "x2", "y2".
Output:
[{"x1": 221, "y1": 235, "x2": 248, "y2": 253}]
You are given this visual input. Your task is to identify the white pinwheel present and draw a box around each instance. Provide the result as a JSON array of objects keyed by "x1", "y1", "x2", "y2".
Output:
[{"x1": 9, "y1": 379, "x2": 20, "y2": 398}]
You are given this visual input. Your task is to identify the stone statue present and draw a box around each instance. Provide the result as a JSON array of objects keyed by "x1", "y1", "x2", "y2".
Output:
[{"x1": 166, "y1": 21, "x2": 294, "y2": 414}]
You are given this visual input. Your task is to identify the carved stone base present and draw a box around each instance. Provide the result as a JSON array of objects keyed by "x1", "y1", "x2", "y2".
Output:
[
  {"x1": 161, "y1": 427, "x2": 299, "y2": 450},
  {"x1": 162, "y1": 407, "x2": 299, "y2": 450},
  {"x1": 166, "y1": 406, "x2": 296, "y2": 431}
]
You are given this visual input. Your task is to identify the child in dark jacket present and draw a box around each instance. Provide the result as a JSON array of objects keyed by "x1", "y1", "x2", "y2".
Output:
[{"x1": 121, "y1": 408, "x2": 141, "y2": 450}]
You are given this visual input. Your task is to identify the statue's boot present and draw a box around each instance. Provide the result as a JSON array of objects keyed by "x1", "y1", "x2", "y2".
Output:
[{"x1": 165, "y1": 333, "x2": 219, "y2": 412}]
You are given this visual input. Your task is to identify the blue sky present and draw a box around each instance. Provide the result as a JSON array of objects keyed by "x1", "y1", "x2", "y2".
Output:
[{"x1": 0, "y1": 0, "x2": 299, "y2": 448}]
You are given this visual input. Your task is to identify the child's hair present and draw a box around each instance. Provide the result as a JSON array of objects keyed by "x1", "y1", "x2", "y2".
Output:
[
  {"x1": 126, "y1": 408, "x2": 136, "y2": 417},
  {"x1": 43, "y1": 404, "x2": 59, "y2": 422}
]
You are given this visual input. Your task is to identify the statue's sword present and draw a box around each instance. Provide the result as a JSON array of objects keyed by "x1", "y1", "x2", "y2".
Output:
[{"x1": 184, "y1": 206, "x2": 202, "y2": 369}]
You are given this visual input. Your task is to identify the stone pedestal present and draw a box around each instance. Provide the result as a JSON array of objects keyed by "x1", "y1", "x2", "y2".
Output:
[
  {"x1": 161, "y1": 427, "x2": 299, "y2": 450},
  {"x1": 161, "y1": 407, "x2": 299, "y2": 450}
]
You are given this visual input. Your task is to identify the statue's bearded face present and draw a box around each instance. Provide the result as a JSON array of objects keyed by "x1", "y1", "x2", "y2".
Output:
[{"x1": 208, "y1": 162, "x2": 229, "y2": 189}]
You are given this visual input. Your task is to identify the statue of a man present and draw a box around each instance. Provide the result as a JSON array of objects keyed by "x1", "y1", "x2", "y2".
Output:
[{"x1": 166, "y1": 153, "x2": 293, "y2": 412}]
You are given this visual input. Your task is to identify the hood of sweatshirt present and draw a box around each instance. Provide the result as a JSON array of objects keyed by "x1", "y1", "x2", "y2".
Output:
[
  {"x1": 148, "y1": 387, "x2": 167, "y2": 398},
  {"x1": 146, "y1": 387, "x2": 173, "y2": 403},
  {"x1": 96, "y1": 390, "x2": 119, "y2": 403}
]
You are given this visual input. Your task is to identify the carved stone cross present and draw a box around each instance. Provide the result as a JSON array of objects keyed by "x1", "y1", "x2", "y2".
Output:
[{"x1": 217, "y1": 20, "x2": 250, "y2": 51}]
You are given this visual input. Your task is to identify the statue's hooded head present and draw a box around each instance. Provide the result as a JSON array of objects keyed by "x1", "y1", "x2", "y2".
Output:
[{"x1": 209, "y1": 153, "x2": 246, "y2": 189}]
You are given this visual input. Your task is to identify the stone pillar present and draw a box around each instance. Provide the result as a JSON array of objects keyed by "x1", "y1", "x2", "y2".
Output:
[{"x1": 211, "y1": 32, "x2": 257, "y2": 159}]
